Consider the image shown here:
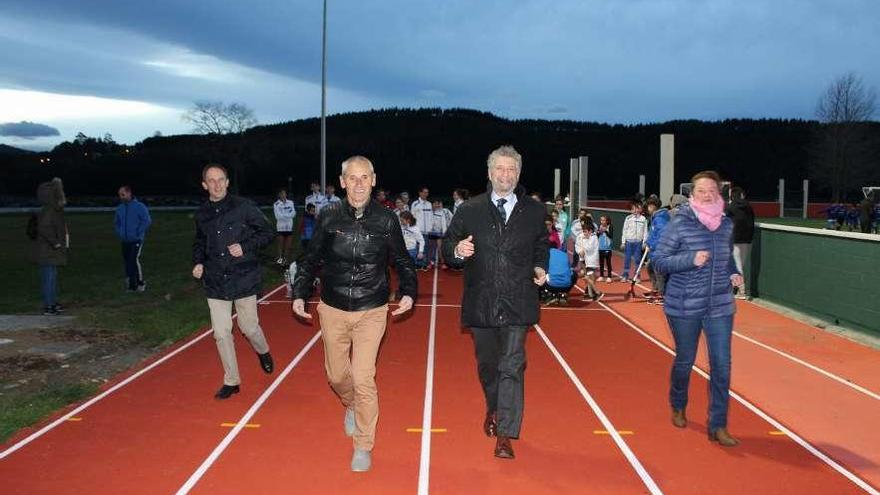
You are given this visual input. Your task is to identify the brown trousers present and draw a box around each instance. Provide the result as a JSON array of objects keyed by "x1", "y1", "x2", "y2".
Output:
[{"x1": 317, "y1": 302, "x2": 388, "y2": 450}]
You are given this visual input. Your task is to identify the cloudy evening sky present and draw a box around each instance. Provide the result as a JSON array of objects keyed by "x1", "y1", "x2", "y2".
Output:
[{"x1": 1, "y1": 0, "x2": 878, "y2": 150}]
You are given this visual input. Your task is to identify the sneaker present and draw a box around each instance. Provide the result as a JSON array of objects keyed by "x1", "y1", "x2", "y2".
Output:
[
  {"x1": 351, "y1": 448, "x2": 372, "y2": 472},
  {"x1": 344, "y1": 407, "x2": 356, "y2": 437},
  {"x1": 594, "y1": 292, "x2": 605, "y2": 302},
  {"x1": 42, "y1": 306, "x2": 59, "y2": 316},
  {"x1": 136, "y1": 282, "x2": 146, "y2": 292},
  {"x1": 52, "y1": 304, "x2": 64, "y2": 313}
]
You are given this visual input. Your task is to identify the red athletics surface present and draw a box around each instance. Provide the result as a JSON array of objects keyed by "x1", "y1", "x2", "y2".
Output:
[{"x1": 2, "y1": 265, "x2": 879, "y2": 494}]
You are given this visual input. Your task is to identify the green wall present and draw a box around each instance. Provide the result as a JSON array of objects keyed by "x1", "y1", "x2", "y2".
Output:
[{"x1": 751, "y1": 226, "x2": 880, "y2": 335}]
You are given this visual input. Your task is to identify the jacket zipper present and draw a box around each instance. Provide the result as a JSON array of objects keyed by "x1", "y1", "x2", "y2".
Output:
[{"x1": 350, "y1": 220, "x2": 359, "y2": 310}]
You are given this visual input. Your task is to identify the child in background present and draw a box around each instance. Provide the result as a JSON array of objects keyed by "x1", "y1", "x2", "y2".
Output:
[
  {"x1": 399, "y1": 211, "x2": 426, "y2": 269},
  {"x1": 427, "y1": 199, "x2": 453, "y2": 269},
  {"x1": 575, "y1": 222, "x2": 604, "y2": 302},
  {"x1": 541, "y1": 247, "x2": 577, "y2": 306},
  {"x1": 299, "y1": 203, "x2": 317, "y2": 254},
  {"x1": 644, "y1": 196, "x2": 671, "y2": 304},
  {"x1": 597, "y1": 215, "x2": 614, "y2": 282},
  {"x1": 545, "y1": 215, "x2": 561, "y2": 249},
  {"x1": 847, "y1": 203, "x2": 860, "y2": 232},
  {"x1": 620, "y1": 201, "x2": 648, "y2": 282}
]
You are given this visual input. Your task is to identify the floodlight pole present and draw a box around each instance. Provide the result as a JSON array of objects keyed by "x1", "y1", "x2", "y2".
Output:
[{"x1": 320, "y1": 0, "x2": 328, "y2": 195}]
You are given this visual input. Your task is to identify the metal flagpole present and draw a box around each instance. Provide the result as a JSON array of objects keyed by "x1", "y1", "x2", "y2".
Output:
[{"x1": 320, "y1": 0, "x2": 327, "y2": 194}]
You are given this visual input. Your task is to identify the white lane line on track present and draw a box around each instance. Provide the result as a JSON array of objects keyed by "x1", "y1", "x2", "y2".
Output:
[
  {"x1": 535, "y1": 323, "x2": 664, "y2": 494},
  {"x1": 620, "y1": 275, "x2": 880, "y2": 401},
  {"x1": 176, "y1": 330, "x2": 322, "y2": 495},
  {"x1": 0, "y1": 284, "x2": 286, "y2": 460},
  {"x1": 731, "y1": 331, "x2": 880, "y2": 402},
  {"x1": 417, "y1": 262, "x2": 441, "y2": 495},
  {"x1": 596, "y1": 298, "x2": 880, "y2": 495}
]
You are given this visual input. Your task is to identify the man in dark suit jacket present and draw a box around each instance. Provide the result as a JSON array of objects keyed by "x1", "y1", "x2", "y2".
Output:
[{"x1": 443, "y1": 145, "x2": 549, "y2": 460}]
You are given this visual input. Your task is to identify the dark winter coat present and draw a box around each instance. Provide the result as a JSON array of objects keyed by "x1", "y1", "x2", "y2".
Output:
[
  {"x1": 292, "y1": 199, "x2": 417, "y2": 312},
  {"x1": 651, "y1": 205, "x2": 738, "y2": 319},
  {"x1": 442, "y1": 187, "x2": 549, "y2": 328},
  {"x1": 192, "y1": 195, "x2": 275, "y2": 300},
  {"x1": 33, "y1": 178, "x2": 68, "y2": 266},
  {"x1": 725, "y1": 198, "x2": 755, "y2": 244}
]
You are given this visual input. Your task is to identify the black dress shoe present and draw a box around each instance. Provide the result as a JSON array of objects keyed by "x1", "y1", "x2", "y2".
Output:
[
  {"x1": 494, "y1": 436, "x2": 515, "y2": 459},
  {"x1": 258, "y1": 352, "x2": 274, "y2": 374},
  {"x1": 483, "y1": 412, "x2": 497, "y2": 437},
  {"x1": 214, "y1": 384, "x2": 240, "y2": 399}
]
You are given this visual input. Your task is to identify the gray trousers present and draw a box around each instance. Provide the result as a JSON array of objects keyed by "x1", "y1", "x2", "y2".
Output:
[{"x1": 472, "y1": 326, "x2": 528, "y2": 438}]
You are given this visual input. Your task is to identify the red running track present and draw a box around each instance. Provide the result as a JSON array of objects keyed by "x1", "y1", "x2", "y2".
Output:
[{"x1": 2, "y1": 268, "x2": 879, "y2": 494}]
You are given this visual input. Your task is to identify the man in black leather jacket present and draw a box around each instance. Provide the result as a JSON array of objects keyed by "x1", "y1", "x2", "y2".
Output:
[
  {"x1": 192, "y1": 164, "x2": 276, "y2": 400},
  {"x1": 443, "y1": 145, "x2": 548, "y2": 460},
  {"x1": 292, "y1": 156, "x2": 417, "y2": 472}
]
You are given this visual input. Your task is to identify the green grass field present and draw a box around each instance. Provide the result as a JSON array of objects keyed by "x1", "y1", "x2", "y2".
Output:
[
  {"x1": 0, "y1": 210, "x2": 289, "y2": 443},
  {"x1": 0, "y1": 211, "x2": 288, "y2": 345}
]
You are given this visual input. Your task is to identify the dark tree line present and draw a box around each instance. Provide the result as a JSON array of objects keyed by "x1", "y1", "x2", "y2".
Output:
[{"x1": 3, "y1": 108, "x2": 879, "y2": 204}]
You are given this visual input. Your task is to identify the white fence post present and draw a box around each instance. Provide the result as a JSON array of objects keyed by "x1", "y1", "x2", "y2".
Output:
[{"x1": 778, "y1": 178, "x2": 785, "y2": 218}]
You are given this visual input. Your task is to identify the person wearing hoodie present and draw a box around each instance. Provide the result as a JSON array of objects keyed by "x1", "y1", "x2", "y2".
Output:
[
  {"x1": 652, "y1": 171, "x2": 744, "y2": 448},
  {"x1": 114, "y1": 185, "x2": 152, "y2": 292},
  {"x1": 32, "y1": 178, "x2": 68, "y2": 315},
  {"x1": 725, "y1": 187, "x2": 755, "y2": 299}
]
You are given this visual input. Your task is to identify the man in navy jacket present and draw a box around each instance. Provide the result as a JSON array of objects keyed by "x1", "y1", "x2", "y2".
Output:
[{"x1": 114, "y1": 185, "x2": 152, "y2": 291}]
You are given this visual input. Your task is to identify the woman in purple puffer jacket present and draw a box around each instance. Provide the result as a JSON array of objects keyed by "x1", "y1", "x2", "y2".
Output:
[{"x1": 652, "y1": 170, "x2": 745, "y2": 447}]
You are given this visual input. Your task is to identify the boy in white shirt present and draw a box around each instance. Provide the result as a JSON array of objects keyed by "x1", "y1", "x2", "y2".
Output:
[
  {"x1": 619, "y1": 201, "x2": 648, "y2": 282},
  {"x1": 575, "y1": 222, "x2": 604, "y2": 301}
]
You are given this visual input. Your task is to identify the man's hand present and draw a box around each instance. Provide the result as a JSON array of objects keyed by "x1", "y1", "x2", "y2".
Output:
[
  {"x1": 391, "y1": 295, "x2": 414, "y2": 316},
  {"x1": 455, "y1": 235, "x2": 475, "y2": 258},
  {"x1": 730, "y1": 274, "x2": 744, "y2": 288},
  {"x1": 292, "y1": 298, "x2": 312, "y2": 319},
  {"x1": 417, "y1": 252, "x2": 424, "y2": 260},
  {"x1": 693, "y1": 250, "x2": 710, "y2": 267},
  {"x1": 192, "y1": 263, "x2": 204, "y2": 279},
  {"x1": 533, "y1": 267, "x2": 547, "y2": 286},
  {"x1": 228, "y1": 243, "x2": 244, "y2": 257}
]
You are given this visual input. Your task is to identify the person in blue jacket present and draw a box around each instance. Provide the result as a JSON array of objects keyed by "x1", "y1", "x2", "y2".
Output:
[
  {"x1": 644, "y1": 196, "x2": 671, "y2": 302},
  {"x1": 114, "y1": 185, "x2": 152, "y2": 291},
  {"x1": 540, "y1": 247, "x2": 577, "y2": 306},
  {"x1": 651, "y1": 171, "x2": 744, "y2": 448}
]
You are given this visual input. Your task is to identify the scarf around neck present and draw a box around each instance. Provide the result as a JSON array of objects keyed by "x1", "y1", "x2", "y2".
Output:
[{"x1": 689, "y1": 195, "x2": 725, "y2": 231}]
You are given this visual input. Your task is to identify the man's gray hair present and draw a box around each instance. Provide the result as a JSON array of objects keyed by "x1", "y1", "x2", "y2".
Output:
[
  {"x1": 487, "y1": 145, "x2": 522, "y2": 171},
  {"x1": 341, "y1": 155, "x2": 375, "y2": 175}
]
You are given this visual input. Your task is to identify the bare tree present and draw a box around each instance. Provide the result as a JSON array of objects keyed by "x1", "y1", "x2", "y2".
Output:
[
  {"x1": 182, "y1": 101, "x2": 257, "y2": 135},
  {"x1": 182, "y1": 101, "x2": 258, "y2": 194},
  {"x1": 810, "y1": 72, "x2": 877, "y2": 202}
]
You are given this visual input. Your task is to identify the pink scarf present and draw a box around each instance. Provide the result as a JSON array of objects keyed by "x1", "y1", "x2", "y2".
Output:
[{"x1": 689, "y1": 195, "x2": 725, "y2": 231}]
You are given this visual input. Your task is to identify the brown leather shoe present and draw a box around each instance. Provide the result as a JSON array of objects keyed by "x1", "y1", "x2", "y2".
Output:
[
  {"x1": 483, "y1": 412, "x2": 497, "y2": 437},
  {"x1": 494, "y1": 436, "x2": 515, "y2": 459},
  {"x1": 671, "y1": 408, "x2": 687, "y2": 428},
  {"x1": 708, "y1": 427, "x2": 740, "y2": 447}
]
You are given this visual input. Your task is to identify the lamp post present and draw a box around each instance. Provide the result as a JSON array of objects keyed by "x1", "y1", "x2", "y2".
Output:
[{"x1": 320, "y1": 0, "x2": 327, "y2": 195}]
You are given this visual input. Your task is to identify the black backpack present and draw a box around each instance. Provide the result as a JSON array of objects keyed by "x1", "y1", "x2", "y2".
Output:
[{"x1": 26, "y1": 212, "x2": 39, "y2": 240}]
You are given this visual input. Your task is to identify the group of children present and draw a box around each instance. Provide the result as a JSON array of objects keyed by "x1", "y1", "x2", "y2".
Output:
[
  {"x1": 823, "y1": 201, "x2": 880, "y2": 234},
  {"x1": 540, "y1": 207, "x2": 617, "y2": 306},
  {"x1": 540, "y1": 194, "x2": 685, "y2": 307}
]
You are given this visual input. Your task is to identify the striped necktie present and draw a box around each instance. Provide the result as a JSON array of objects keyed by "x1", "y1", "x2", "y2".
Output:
[{"x1": 496, "y1": 198, "x2": 507, "y2": 223}]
